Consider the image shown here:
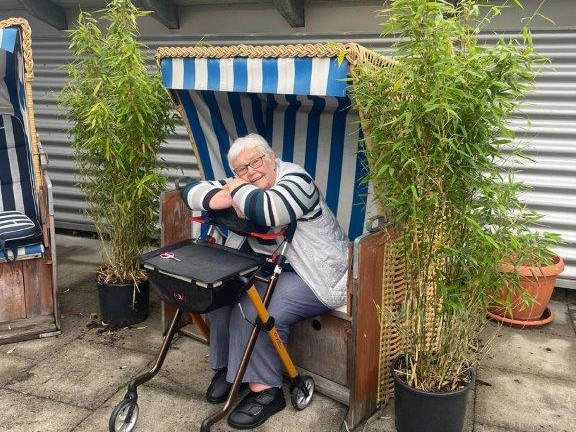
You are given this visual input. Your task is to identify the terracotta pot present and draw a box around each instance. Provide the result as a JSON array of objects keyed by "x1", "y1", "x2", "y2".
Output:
[{"x1": 489, "y1": 255, "x2": 564, "y2": 323}]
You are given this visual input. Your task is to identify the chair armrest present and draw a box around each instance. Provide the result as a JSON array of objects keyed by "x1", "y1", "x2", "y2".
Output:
[{"x1": 38, "y1": 179, "x2": 53, "y2": 247}]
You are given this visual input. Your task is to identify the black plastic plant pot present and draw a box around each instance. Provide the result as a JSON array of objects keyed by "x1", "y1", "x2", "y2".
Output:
[
  {"x1": 393, "y1": 357, "x2": 475, "y2": 432},
  {"x1": 97, "y1": 279, "x2": 150, "y2": 328}
]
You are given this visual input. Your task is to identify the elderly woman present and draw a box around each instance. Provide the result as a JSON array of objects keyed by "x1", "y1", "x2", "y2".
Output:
[{"x1": 182, "y1": 133, "x2": 348, "y2": 429}]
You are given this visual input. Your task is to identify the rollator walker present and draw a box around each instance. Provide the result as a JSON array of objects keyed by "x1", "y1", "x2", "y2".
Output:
[{"x1": 110, "y1": 210, "x2": 315, "y2": 432}]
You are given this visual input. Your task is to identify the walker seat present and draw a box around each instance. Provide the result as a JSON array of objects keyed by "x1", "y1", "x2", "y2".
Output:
[{"x1": 141, "y1": 240, "x2": 265, "y2": 313}]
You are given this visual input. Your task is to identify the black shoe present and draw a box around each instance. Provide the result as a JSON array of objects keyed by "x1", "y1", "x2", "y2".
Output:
[
  {"x1": 227, "y1": 387, "x2": 286, "y2": 430},
  {"x1": 206, "y1": 368, "x2": 232, "y2": 404}
]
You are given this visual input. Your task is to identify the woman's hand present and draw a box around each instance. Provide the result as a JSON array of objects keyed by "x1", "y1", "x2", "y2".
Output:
[
  {"x1": 208, "y1": 187, "x2": 234, "y2": 210},
  {"x1": 231, "y1": 200, "x2": 245, "y2": 219},
  {"x1": 225, "y1": 180, "x2": 246, "y2": 218},
  {"x1": 221, "y1": 179, "x2": 248, "y2": 218},
  {"x1": 226, "y1": 177, "x2": 248, "y2": 192},
  {"x1": 207, "y1": 179, "x2": 248, "y2": 218}
]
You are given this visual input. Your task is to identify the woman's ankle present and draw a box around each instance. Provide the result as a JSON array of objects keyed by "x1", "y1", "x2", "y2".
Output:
[{"x1": 249, "y1": 382, "x2": 272, "y2": 393}]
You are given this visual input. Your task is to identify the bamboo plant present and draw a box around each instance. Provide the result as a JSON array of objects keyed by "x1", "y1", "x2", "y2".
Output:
[
  {"x1": 61, "y1": 0, "x2": 177, "y2": 285},
  {"x1": 352, "y1": 0, "x2": 561, "y2": 391}
]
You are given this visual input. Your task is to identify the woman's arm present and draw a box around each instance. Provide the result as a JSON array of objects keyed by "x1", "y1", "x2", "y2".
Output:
[
  {"x1": 181, "y1": 179, "x2": 232, "y2": 211},
  {"x1": 230, "y1": 172, "x2": 320, "y2": 226}
]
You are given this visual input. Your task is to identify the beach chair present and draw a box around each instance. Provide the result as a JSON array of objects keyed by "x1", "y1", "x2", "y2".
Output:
[
  {"x1": 156, "y1": 43, "x2": 404, "y2": 427},
  {"x1": 0, "y1": 18, "x2": 59, "y2": 344}
]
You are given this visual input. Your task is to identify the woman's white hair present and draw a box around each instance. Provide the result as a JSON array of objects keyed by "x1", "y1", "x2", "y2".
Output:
[{"x1": 227, "y1": 133, "x2": 274, "y2": 166}]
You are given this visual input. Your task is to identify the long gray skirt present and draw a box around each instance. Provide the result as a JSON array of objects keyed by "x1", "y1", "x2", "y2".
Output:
[{"x1": 207, "y1": 271, "x2": 329, "y2": 387}]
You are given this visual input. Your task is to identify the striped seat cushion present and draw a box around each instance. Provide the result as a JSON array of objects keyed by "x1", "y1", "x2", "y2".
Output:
[
  {"x1": 0, "y1": 114, "x2": 38, "y2": 220},
  {"x1": 161, "y1": 55, "x2": 373, "y2": 241},
  {"x1": 0, "y1": 210, "x2": 42, "y2": 262}
]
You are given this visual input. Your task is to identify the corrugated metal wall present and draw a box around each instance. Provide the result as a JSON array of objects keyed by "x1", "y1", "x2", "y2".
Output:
[
  {"x1": 30, "y1": 29, "x2": 576, "y2": 288},
  {"x1": 505, "y1": 30, "x2": 576, "y2": 289}
]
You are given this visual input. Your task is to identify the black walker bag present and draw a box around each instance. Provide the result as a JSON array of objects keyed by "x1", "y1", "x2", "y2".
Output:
[{"x1": 140, "y1": 240, "x2": 266, "y2": 314}]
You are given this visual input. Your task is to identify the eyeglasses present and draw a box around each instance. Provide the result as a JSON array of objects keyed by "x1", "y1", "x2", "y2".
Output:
[{"x1": 233, "y1": 154, "x2": 266, "y2": 176}]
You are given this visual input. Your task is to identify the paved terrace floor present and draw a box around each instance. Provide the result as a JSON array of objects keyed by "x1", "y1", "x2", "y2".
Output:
[{"x1": 0, "y1": 233, "x2": 575, "y2": 432}]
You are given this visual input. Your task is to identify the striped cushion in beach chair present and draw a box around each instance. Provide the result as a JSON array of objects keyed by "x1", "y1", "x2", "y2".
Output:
[{"x1": 0, "y1": 210, "x2": 42, "y2": 262}]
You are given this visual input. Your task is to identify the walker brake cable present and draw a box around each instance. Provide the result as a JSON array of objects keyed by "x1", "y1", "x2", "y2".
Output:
[{"x1": 237, "y1": 237, "x2": 288, "y2": 330}]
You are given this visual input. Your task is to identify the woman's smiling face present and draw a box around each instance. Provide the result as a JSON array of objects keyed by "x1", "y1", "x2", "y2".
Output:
[{"x1": 232, "y1": 147, "x2": 276, "y2": 190}]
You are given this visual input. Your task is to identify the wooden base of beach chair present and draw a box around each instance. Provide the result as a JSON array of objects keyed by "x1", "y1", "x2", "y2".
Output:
[
  {"x1": 0, "y1": 184, "x2": 60, "y2": 345},
  {"x1": 0, "y1": 255, "x2": 60, "y2": 344}
]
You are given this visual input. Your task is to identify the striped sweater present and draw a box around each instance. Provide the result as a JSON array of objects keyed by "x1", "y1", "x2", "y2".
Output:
[{"x1": 182, "y1": 159, "x2": 349, "y2": 308}]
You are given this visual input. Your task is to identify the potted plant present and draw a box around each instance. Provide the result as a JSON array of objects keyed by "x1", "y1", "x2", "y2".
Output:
[
  {"x1": 352, "y1": 1, "x2": 561, "y2": 431},
  {"x1": 61, "y1": 0, "x2": 177, "y2": 327},
  {"x1": 488, "y1": 240, "x2": 564, "y2": 327}
]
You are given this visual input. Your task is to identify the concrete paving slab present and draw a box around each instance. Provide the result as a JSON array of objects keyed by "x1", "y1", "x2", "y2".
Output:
[
  {"x1": 80, "y1": 301, "x2": 171, "y2": 356},
  {"x1": 58, "y1": 281, "x2": 101, "y2": 316},
  {"x1": 73, "y1": 384, "x2": 346, "y2": 432},
  {"x1": 359, "y1": 401, "x2": 397, "y2": 432},
  {"x1": 552, "y1": 288, "x2": 576, "y2": 306},
  {"x1": 6, "y1": 339, "x2": 154, "y2": 410},
  {"x1": 143, "y1": 334, "x2": 212, "y2": 400},
  {"x1": 0, "y1": 388, "x2": 90, "y2": 432},
  {"x1": 568, "y1": 304, "x2": 576, "y2": 329},
  {"x1": 475, "y1": 424, "x2": 523, "y2": 432},
  {"x1": 55, "y1": 234, "x2": 101, "y2": 289},
  {"x1": 0, "y1": 353, "x2": 34, "y2": 386},
  {"x1": 480, "y1": 321, "x2": 576, "y2": 380},
  {"x1": 475, "y1": 368, "x2": 576, "y2": 432},
  {"x1": 536, "y1": 300, "x2": 575, "y2": 338},
  {"x1": 1, "y1": 313, "x2": 93, "y2": 362}
]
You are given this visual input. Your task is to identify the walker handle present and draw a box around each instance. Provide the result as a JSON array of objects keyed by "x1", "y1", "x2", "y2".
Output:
[
  {"x1": 189, "y1": 211, "x2": 295, "y2": 243},
  {"x1": 249, "y1": 228, "x2": 286, "y2": 240}
]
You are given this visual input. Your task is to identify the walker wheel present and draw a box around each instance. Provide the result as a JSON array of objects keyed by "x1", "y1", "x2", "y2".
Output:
[
  {"x1": 291, "y1": 375, "x2": 314, "y2": 410},
  {"x1": 109, "y1": 399, "x2": 139, "y2": 432}
]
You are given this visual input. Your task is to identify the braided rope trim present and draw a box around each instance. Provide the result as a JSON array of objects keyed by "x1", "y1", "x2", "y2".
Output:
[
  {"x1": 156, "y1": 42, "x2": 394, "y2": 69},
  {"x1": 0, "y1": 17, "x2": 34, "y2": 79}
]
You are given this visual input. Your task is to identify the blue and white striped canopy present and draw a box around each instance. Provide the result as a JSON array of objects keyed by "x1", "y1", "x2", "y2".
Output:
[
  {"x1": 161, "y1": 54, "x2": 369, "y2": 241},
  {"x1": 162, "y1": 57, "x2": 349, "y2": 97}
]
